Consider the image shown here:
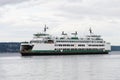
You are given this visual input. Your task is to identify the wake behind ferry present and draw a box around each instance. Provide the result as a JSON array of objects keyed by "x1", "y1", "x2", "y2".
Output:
[{"x1": 20, "y1": 26, "x2": 111, "y2": 56}]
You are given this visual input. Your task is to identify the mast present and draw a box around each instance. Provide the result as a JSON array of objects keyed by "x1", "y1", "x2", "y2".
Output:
[
  {"x1": 44, "y1": 24, "x2": 48, "y2": 32},
  {"x1": 89, "y1": 27, "x2": 93, "y2": 34}
]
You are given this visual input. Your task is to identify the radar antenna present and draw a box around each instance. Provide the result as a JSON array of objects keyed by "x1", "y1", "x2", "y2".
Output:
[
  {"x1": 71, "y1": 31, "x2": 78, "y2": 37},
  {"x1": 62, "y1": 31, "x2": 67, "y2": 35}
]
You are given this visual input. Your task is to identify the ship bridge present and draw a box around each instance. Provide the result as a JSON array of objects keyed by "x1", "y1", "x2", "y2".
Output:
[
  {"x1": 33, "y1": 33, "x2": 50, "y2": 38},
  {"x1": 30, "y1": 33, "x2": 54, "y2": 44}
]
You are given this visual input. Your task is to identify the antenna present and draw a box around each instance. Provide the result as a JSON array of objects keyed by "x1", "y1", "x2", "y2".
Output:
[
  {"x1": 89, "y1": 27, "x2": 93, "y2": 34},
  {"x1": 75, "y1": 31, "x2": 77, "y2": 35},
  {"x1": 44, "y1": 24, "x2": 48, "y2": 32},
  {"x1": 62, "y1": 31, "x2": 64, "y2": 35}
]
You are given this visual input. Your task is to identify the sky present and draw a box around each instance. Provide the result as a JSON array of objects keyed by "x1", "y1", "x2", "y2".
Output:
[{"x1": 0, "y1": 0, "x2": 120, "y2": 45}]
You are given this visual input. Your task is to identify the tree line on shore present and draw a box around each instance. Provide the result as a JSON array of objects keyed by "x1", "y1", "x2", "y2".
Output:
[{"x1": 0, "y1": 42, "x2": 20, "y2": 53}]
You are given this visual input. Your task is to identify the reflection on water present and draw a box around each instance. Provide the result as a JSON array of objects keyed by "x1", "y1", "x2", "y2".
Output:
[{"x1": 0, "y1": 52, "x2": 120, "y2": 80}]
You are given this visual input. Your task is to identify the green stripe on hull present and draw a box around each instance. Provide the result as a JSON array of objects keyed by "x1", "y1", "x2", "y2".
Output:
[
  {"x1": 31, "y1": 50, "x2": 110, "y2": 53},
  {"x1": 32, "y1": 50, "x2": 55, "y2": 52},
  {"x1": 21, "y1": 50, "x2": 110, "y2": 56}
]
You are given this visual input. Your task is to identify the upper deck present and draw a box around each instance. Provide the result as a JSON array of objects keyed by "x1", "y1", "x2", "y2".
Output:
[{"x1": 21, "y1": 26, "x2": 107, "y2": 44}]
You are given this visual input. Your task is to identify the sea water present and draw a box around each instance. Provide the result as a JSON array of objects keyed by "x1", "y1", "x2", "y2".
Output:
[{"x1": 0, "y1": 52, "x2": 120, "y2": 80}]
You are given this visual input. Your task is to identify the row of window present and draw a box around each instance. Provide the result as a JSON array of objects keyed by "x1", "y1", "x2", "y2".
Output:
[
  {"x1": 30, "y1": 40, "x2": 54, "y2": 43},
  {"x1": 88, "y1": 45, "x2": 105, "y2": 46},
  {"x1": 55, "y1": 44, "x2": 85, "y2": 46},
  {"x1": 30, "y1": 40, "x2": 104, "y2": 43},
  {"x1": 55, "y1": 48, "x2": 104, "y2": 50},
  {"x1": 78, "y1": 44, "x2": 85, "y2": 46},
  {"x1": 55, "y1": 44, "x2": 104, "y2": 47},
  {"x1": 30, "y1": 41, "x2": 44, "y2": 43},
  {"x1": 56, "y1": 41, "x2": 104, "y2": 43},
  {"x1": 55, "y1": 44, "x2": 74, "y2": 46}
]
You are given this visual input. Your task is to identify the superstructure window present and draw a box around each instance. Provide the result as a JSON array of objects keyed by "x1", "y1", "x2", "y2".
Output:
[
  {"x1": 88, "y1": 44, "x2": 104, "y2": 46},
  {"x1": 55, "y1": 44, "x2": 74, "y2": 46},
  {"x1": 71, "y1": 44, "x2": 74, "y2": 46},
  {"x1": 30, "y1": 40, "x2": 44, "y2": 43},
  {"x1": 78, "y1": 44, "x2": 85, "y2": 46}
]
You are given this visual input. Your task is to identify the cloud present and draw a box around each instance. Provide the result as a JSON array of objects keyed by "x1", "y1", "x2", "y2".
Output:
[
  {"x1": 57, "y1": 0, "x2": 120, "y2": 19},
  {"x1": 0, "y1": 0, "x2": 30, "y2": 6},
  {"x1": 0, "y1": 0, "x2": 119, "y2": 45}
]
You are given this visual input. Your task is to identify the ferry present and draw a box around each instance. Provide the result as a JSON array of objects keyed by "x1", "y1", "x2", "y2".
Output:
[{"x1": 20, "y1": 26, "x2": 111, "y2": 56}]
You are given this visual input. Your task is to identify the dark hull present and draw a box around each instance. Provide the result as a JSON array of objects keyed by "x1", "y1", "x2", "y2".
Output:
[{"x1": 20, "y1": 52, "x2": 109, "y2": 56}]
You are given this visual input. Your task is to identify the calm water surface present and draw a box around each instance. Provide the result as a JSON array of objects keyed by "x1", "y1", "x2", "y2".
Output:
[{"x1": 0, "y1": 52, "x2": 120, "y2": 80}]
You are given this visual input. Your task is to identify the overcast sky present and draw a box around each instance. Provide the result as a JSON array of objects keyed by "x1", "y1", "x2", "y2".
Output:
[{"x1": 0, "y1": 0, "x2": 120, "y2": 45}]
